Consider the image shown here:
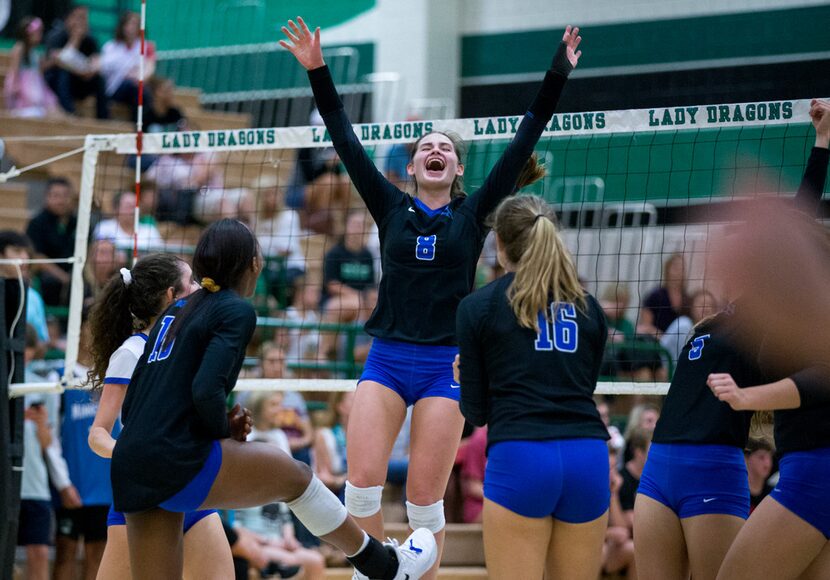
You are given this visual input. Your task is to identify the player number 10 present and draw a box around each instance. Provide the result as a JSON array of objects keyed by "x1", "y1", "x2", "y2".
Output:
[{"x1": 535, "y1": 302, "x2": 578, "y2": 353}]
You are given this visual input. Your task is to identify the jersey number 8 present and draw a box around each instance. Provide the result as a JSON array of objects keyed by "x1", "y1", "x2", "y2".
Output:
[
  {"x1": 535, "y1": 302, "x2": 578, "y2": 353},
  {"x1": 415, "y1": 235, "x2": 437, "y2": 261}
]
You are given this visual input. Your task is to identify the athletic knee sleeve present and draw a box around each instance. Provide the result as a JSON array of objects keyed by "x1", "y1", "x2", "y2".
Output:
[
  {"x1": 286, "y1": 476, "x2": 347, "y2": 537},
  {"x1": 345, "y1": 481, "x2": 383, "y2": 518},
  {"x1": 406, "y1": 500, "x2": 445, "y2": 534}
]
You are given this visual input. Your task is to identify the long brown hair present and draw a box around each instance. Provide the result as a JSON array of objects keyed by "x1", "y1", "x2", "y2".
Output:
[
  {"x1": 87, "y1": 254, "x2": 187, "y2": 391},
  {"x1": 493, "y1": 195, "x2": 584, "y2": 331}
]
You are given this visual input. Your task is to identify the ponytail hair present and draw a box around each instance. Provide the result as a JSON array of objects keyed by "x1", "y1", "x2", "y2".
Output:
[
  {"x1": 87, "y1": 253, "x2": 188, "y2": 391},
  {"x1": 515, "y1": 153, "x2": 547, "y2": 191},
  {"x1": 492, "y1": 195, "x2": 584, "y2": 331}
]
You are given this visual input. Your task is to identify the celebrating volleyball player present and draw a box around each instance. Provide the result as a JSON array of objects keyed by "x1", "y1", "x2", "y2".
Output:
[
  {"x1": 454, "y1": 195, "x2": 609, "y2": 579},
  {"x1": 280, "y1": 17, "x2": 582, "y2": 575},
  {"x1": 633, "y1": 99, "x2": 830, "y2": 580},
  {"x1": 86, "y1": 254, "x2": 232, "y2": 579},
  {"x1": 110, "y1": 219, "x2": 436, "y2": 580}
]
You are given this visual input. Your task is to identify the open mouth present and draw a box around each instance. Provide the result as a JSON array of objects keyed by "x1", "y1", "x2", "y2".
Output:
[{"x1": 426, "y1": 157, "x2": 446, "y2": 172}]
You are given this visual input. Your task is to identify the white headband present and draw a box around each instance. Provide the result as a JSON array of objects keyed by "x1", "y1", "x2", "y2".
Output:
[{"x1": 120, "y1": 267, "x2": 133, "y2": 287}]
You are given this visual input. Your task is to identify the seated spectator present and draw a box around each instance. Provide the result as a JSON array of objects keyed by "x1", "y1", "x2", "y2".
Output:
[
  {"x1": 3, "y1": 16, "x2": 60, "y2": 117},
  {"x1": 283, "y1": 279, "x2": 322, "y2": 377},
  {"x1": 92, "y1": 191, "x2": 164, "y2": 251},
  {"x1": 600, "y1": 283, "x2": 635, "y2": 377},
  {"x1": 312, "y1": 391, "x2": 351, "y2": 500},
  {"x1": 596, "y1": 397, "x2": 625, "y2": 459},
  {"x1": 623, "y1": 403, "x2": 660, "y2": 444},
  {"x1": 602, "y1": 444, "x2": 636, "y2": 579},
  {"x1": 638, "y1": 253, "x2": 688, "y2": 337},
  {"x1": 100, "y1": 11, "x2": 154, "y2": 120},
  {"x1": 44, "y1": 5, "x2": 108, "y2": 119},
  {"x1": 619, "y1": 427, "x2": 653, "y2": 530},
  {"x1": 143, "y1": 75, "x2": 186, "y2": 133},
  {"x1": 387, "y1": 408, "x2": 411, "y2": 488},
  {"x1": 26, "y1": 177, "x2": 76, "y2": 306},
  {"x1": 458, "y1": 426, "x2": 487, "y2": 523},
  {"x1": 254, "y1": 177, "x2": 306, "y2": 306},
  {"x1": 82, "y1": 239, "x2": 123, "y2": 306},
  {"x1": 258, "y1": 343, "x2": 314, "y2": 465},
  {"x1": 660, "y1": 288, "x2": 719, "y2": 364},
  {"x1": 347, "y1": 288, "x2": 378, "y2": 365},
  {"x1": 146, "y1": 152, "x2": 254, "y2": 226},
  {"x1": 0, "y1": 231, "x2": 49, "y2": 342},
  {"x1": 319, "y1": 211, "x2": 376, "y2": 360},
  {"x1": 383, "y1": 140, "x2": 414, "y2": 190},
  {"x1": 745, "y1": 438, "x2": 775, "y2": 513},
  {"x1": 285, "y1": 109, "x2": 339, "y2": 210}
]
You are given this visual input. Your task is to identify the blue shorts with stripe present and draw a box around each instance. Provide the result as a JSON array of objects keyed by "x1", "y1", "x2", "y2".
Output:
[
  {"x1": 770, "y1": 447, "x2": 830, "y2": 538},
  {"x1": 359, "y1": 338, "x2": 459, "y2": 406},
  {"x1": 638, "y1": 442, "x2": 749, "y2": 519},
  {"x1": 107, "y1": 506, "x2": 217, "y2": 533},
  {"x1": 484, "y1": 438, "x2": 610, "y2": 522}
]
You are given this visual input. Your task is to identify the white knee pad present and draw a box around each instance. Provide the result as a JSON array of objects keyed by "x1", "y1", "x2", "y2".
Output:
[
  {"x1": 345, "y1": 481, "x2": 384, "y2": 518},
  {"x1": 406, "y1": 500, "x2": 446, "y2": 534},
  {"x1": 286, "y1": 476, "x2": 347, "y2": 537}
]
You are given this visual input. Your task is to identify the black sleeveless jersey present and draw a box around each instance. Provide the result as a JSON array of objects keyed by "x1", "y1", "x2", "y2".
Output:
[
  {"x1": 111, "y1": 290, "x2": 257, "y2": 512},
  {"x1": 456, "y1": 274, "x2": 609, "y2": 446},
  {"x1": 308, "y1": 59, "x2": 569, "y2": 345}
]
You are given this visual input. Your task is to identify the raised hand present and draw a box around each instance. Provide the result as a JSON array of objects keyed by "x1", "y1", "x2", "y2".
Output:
[
  {"x1": 279, "y1": 17, "x2": 325, "y2": 71},
  {"x1": 561, "y1": 26, "x2": 582, "y2": 69},
  {"x1": 810, "y1": 98, "x2": 830, "y2": 148}
]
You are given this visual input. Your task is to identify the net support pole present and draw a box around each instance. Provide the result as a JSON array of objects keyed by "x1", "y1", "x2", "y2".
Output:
[{"x1": 63, "y1": 137, "x2": 100, "y2": 387}]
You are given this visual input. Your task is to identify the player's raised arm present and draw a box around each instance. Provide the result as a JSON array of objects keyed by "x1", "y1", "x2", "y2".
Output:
[
  {"x1": 280, "y1": 17, "x2": 401, "y2": 221},
  {"x1": 793, "y1": 99, "x2": 830, "y2": 214},
  {"x1": 466, "y1": 26, "x2": 581, "y2": 222}
]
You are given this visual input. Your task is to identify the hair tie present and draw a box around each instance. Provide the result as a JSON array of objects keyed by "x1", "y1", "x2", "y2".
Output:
[
  {"x1": 201, "y1": 277, "x2": 221, "y2": 293},
  {"x1": 26, "y1": 18, "x2": 43, "y2": 34},
  {"x1": 120, "y1": 267, "x2": 132, "y2": 287},
  {"x1": 534, "y1": 214, "x2": 547, "y2": 223}
]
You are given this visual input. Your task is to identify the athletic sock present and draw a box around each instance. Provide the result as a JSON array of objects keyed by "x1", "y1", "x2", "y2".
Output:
[{"x1": 346, "y1": 535, "x2": 399, "y2": 580}]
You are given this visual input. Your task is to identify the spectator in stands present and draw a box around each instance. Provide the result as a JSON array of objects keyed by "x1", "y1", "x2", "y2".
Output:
[
  {"x1": 92, "y1": 190, "x2": 164, "y2": 251},
  {"x1": 18, "y1": 326, "x2": 61, "y2": 580},
  {"x1": 602, "y1": 444, "x2": 636, "y2": 579},
  {"x1": 51, "y1": 317, "x2": 109, "y2": 580},
  {"x1": 0, "y1": 231, "x2": 49, "y2": 342},
  {"x1": 82, "y1": 239, "x2": 123, "y2": 305},
  {"x1": 283, "y1": 278, "x2": 322, "y2": 377},
  {"x1": 600, "y1": 283, "x2": 635, "y2": 377},
  {"x1": 745, "y1": 438, "x2": 775, "y2": 513},
  {"x1": 458, "y1": 426, "x2": 487, "y2": 523},
  {"x1": 623, "y1": 403, "x2": 660, "y2": 444},
  {"x1": 285, "y1": 108, "x2": 339, "y2": 210},
  {"x1": 639, "y1": 253, "x2": 688, "y2": 336},
  {"x1": 348, "y1": 288, "x2": 378, "y2": 365},
  {"x1": 3, "y1": 16, "x2": 60, "y2": 117},
  {"x1": 596, "y1": 397, "x2": 625, "y2": 458},
  {"x1": 44, "y1": 5, "x2": 109, "y2": 119},
  {"x1": 387, "y1": 409, "x2": 411, "y2": 488},
  {"x1": 619, "y1": 427, "x2": 652, "y2": 530},
  {"x1": 100, "y1": 11, "x2": 154, "y2": 121},
  {"x1": 319, "y1": 211, "x2": 376, "y2": 360},
  {"x1": 383, "y1": 140, "x2": 414, "y2": 190},
  {"x1": 313, "y1": 391, "x2": 351, "y2": 500},
  {"x1": 26, "y1": 177, "x2": 76, "y2": 306},
  {"x1": 258, "y1": 343, "x2": 315, "y2": 465},
  {"x1": 660, "y1": 288, "x2": 719, "y2": 364},
  {"x1": 143, "y1": 75, "x2": 187, "y2": 133},
  {"x1": 146, "y1": 152, "x2": 255, "y2": 226},
  {"x1": 254, "y1": 176, "x2": 306, "y2": 306}
]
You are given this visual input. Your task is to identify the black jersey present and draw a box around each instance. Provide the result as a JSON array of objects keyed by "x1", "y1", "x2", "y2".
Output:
[
  {"x1": 111, "y1": 291, "x2": 257, "y2": 512},
  {"x1": 652, "y1": 306, "x2": 764, "y2": 447},
  {"x1": 308, "y1": 56, "x2": 569, "y2": 345},
  {"x1": 456, "y1": 274, "x2": 609, "y2": 447}
]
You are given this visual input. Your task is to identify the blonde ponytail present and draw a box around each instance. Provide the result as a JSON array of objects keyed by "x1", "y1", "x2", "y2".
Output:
[{"x1": 493, "y1": 195, "x2": 585, "y2": 331}]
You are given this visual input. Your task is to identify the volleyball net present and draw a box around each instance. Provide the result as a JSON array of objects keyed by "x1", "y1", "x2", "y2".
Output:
[{"x1": 5, "y1": 96, "x2": 823, "y2": 399}]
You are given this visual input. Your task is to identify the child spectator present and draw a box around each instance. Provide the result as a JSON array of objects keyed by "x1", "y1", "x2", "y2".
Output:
[
  {"x1": 745, "y1": 438, "x2": 775, "y2": 513},
  {"x1": 25, "y1": 177, "x2": 76, "y2": 305},
  {"x1": 44, "y1": 5, "x2": 108, "y2": 119},
  {"x1": 3, "y1": 16, "x2": 60, "y2": 117},
  {"x1": 100, "y1": 11, "x2": 154, "y2": 120},
  {"x1": 619, "y1": 427, "x2": 653, "y2": 530}
]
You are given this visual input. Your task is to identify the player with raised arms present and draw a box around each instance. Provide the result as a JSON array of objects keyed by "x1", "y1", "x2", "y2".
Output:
[
  {"x1": 633, "y1": 99, "x2": 830, "y2": 580},
  {"x1": 86, "y1": 253, "x2": 233, "y2": 579},
  {"x1": 280, "y1": 17, "x2": 582, "y2": 576},
  {"x1": 453, "y1": 194, "x2": 610, "y2": 579},
  {"x1": 109, "y1": 219, "x2": 437, "y2": 580}
]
